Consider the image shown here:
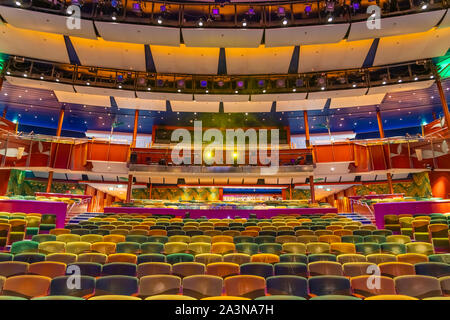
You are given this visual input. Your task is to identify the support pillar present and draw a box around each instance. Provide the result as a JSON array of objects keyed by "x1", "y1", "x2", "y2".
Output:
[
  {"x1": 148, "y1": 182, "x2": 152, "y2": 200},
  {"x1": 2, "y1": 106, "x2": 7, "y2": 118},
  {"x1": 436, "y1": 76, "x2": 450, "y2": 130},
  {"x1": 132, "y1": 110, "x2": 139, "y2": 148},
  {"x1": 126, "y1": 174, "x2": 133, "y2": 203},
  {"x1": 376, "y1": 107, "x2": 394, "y2": 193},
  {"x1": 309, "y1": 176, "x2": 316, "y2": 203},
  {"x1": 303, "y1": 110, "x2": 310, "y2": 148},
  {"x1": 47, "y1": 107, "x2": 65, "y2": 193}
]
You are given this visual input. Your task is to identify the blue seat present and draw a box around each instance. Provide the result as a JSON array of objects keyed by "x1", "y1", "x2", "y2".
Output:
[
  {"x1": 415, "y1": 262, "x2": 450, "y2": 278},
  {"x1": 308, "y1": 276, "x2": 352, "y2": 296},
  {"x1": 50, "y1": 275, "x2": 95, "y2": 297},
  {"x1": 274, "y1": 263, "x2": 308, "y2": 277},
  {"x1": 102, "y1": 262, "x2": 137, "y2": 277},
  {"x1": 95, "y1": 275, "x2": 139, "y2": 296},
  {"x1": 240, "y1": 263, "x2": 274, "y2": 278},
  {"x1": 266, "y1": 275, "x2": 308, "y2": 298},
  {"x1": 67, "y1": 262, "x2": 102, "y2": 277},
  {"x1": 279, "y1": 254, "x2": 307, "y2": 264}
]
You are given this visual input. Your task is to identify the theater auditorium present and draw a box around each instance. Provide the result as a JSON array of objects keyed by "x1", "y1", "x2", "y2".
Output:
[{"x1": 0, "y1": 0, "x2": 448, "y2": 302}]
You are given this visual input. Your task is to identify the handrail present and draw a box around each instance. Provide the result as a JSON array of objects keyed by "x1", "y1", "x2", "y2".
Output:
[{"x1": 2, "y1": 0, "x2": 446, "y2": 29}]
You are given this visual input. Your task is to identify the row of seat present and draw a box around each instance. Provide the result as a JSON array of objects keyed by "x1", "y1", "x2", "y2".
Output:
[{"x1": 0, "y1": 273, "x2": 448, "y2": 300}]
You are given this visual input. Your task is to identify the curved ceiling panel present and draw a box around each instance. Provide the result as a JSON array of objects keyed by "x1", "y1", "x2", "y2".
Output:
[
  {"x1": 276, "y1": 99, "x2": 327, "y2": 111},
  {"x1": 170, "y1": 101, "x2": 220, "y2": 112},
  {"x1": 70, "y1": 37, "x2": 146, "y2": 71},
  {"x1": 74, "y1": 85, "x2": 136, "y2": 98},
  {"x1": 348, "y1": 10, "x2": 446, "y2": 41},
  {"x1": 0, "y1": 24, "x2": 69, "y2": 63},
  {"x1": 193, "y1": 94, "x2": 249, "y2": 102},
  {"x1": 95, "y1": 22, "x2": 180, "y2": 46},
  {"x1": 366, "y1": 80, "x2": 435, "y2": 95},
  {"x1": 54, "y1": 91, "x2": 111, "y2": 107},
  {"x1": 223, "y1": 101, "x2": 272, "y2": 113},
  {"x1": 5, "y1": 76, "x2": 74, "y2": 92},
  {"x1": 439, "y1": 9, "x2": 450, "y2": 28},
  {"x1": 251, "y1": 93, "x2": 307, "y2": 102},
  {"x1": 298, "y1": 39, "x2": 373, "y2": 73},
  {"x1": 114, "y1": 97, "x2": 166, "y2": 111},
  {"x1": 182, "y1": 28, "x2": 263, "y2": 48},
  {"x1": 150, "y1": 44, "x2": 219, "y2": 74},
  {"x1": 308, "y1": 88, "x2": 368, "y2": 99},
  {"x1": 265, "y1": 24, "x2": 349, "y2": 47},
  {"x1": 373, "y1": 27, "x2": 450, "y2": 66},
  {"x1": 136, "y1": 92, "x2": 193, "y2": 101},
  {"x1": 226, "y1": 45, "x2": 294, "y2": 74},
  {"x1": 0, "y1": 5, "x2": 97, "y2": 39},
  {"x1": 329, "y1": 93, "x2": 386, "y2": 109}
]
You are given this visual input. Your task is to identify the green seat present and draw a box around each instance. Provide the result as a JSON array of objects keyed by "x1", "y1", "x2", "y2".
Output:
[
  {"x1": 236, "y1": 243, "x2": 259, "y2": 255},
  {"x1": 116, "y1": 242, "x2": 141, "y2": 254},
  {"x1": 10, "y1": 241, "x2": 39, "y2": 254},
  {"x1": 259, "y1": 243, "x2": 282, "y2": 255},
  {"x1": 166, "y1": 253, "x2": 194, "y2": 264},
  {"x1": 341, "y1": 236, "x2": 364, "y2": 244},
  {"x1": 363, "y1": 235, "x2": 387, "y2": 244},
  {"x1": 40, "y1": 214, "x2": 57, "y2": 231},
  {"x1": 125, "y1": 235, "x2": 148, "y2": 244},
  {"x1": 355, "y1": 243, "x2": 381, "y2": 255},
  {"x1": 428, "y1": 254, "x2": 450, "y2": 264},
  {"x1": 26, "y1": 228, "x2": 40, "y2": 236},
  {"x1": 148, "y1": 236, "x2": 168, "y2": 244},
  {"x1": 308, "y1": 254, "x2": 337, "y2": 263},
  {"x1": 255, "y1": 295, "x2": 306, "y2": 300},
  {"x1": 141, "y1": 242, "x2": 164, "y2": 254},
  {"x1": 310, "y1": 295, "x2": 361, "y2": 300},
  {"x1": 234, "y1": 236, "x2": 254, "y2": 244},
  {"x1": 0, "y1": 253, "x2": 13, "y2": 262},
  {"x1": 32, "y1": 296, "x2": 85, "y2": 300},
  {"x1": 381, "y1": 242, "x2": 407, "y2": 255}
]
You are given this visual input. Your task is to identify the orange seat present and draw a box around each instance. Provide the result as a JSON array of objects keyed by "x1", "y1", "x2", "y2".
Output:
[
  {"x1": 250, "y1": 254, "x2": 280, "y2": 264},
  {"x1": 103, "y1": 235, "x2": 126, "y2": 243},
  {"x1": 330, "y1": 242, "x2": 356, "y2": 255},
  {"x1": 107, "y1": 253, "x2": 138, "y2": 264},
  {"x1": 206, "y1": 262, "x2": 240, "y2": 278},
  {"x1": 211, "y1": 242, "x2": 235, "y2": 255},
  {"x1": 319, "y1": 235, "x2": 342, "y2": 244},
  {"x1": 333, "y1": 229, "x2": 353, "y2": 237},
  {"x1": 91, "y1": 242, "x2": 117, "y2": 255},
  {"x1": 148, "y1": 229, "x2": 168, "y2": 236},
  {"x1": 240, "y1": 230, "x2": 258, "y2": 237},
  {"x1": 224, "y1": 275, "x2": 266, "y2": 299},
  {"x1": 28, "y1": 261, "x2": 66, "y2": 278},
  {"x1": 2, "y1": 275, "x2": 51, "y2": 298},
  {"x1": 211, "y1": 235, "x2": 234, "y2": 244}
]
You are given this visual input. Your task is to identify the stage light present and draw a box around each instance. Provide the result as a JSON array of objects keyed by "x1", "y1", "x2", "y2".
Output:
[
  {"x1": 132, "y1": 2, "x2": 141, "y2": 11},
  {"x1": 157, "y1": 16, "x2": 163, "y2": 24},
  {"x1": 247, "y1": 7, "x2": 255, "y2": 16},
  {"x1": 86, "y1": 82, "x2": 90, "y2": 86},
  {"x1": 212, "y1": 8, "x2": 220, "y2": 16},
  {"x1": 420, "y1": 1, "x2": 428, "y2": 9},
  {"x1": 217, "y1": 80, "x2": 225, "y2": 87},
  {"x1": 430, "y1": 75, "x2": 434, "y2": 79},
  {"x1": 318, "y1": 186, "x2": 324, "y2": 189},
  {"x1": 117, "y1": 74, "x2": 124, "y2": 82},
  {"x1": 292, "y1": 88, "x2": 296, "y2": 92},
  {"x1": 277, "y1": 7, "x2": 286, "y2": 17},
  {"x1": 157, "y1": 79, "x2": 165, "y2": 87},
  {"x1": 327, "y1": 13, "x2": 333, "y2": 22},
  {"x1": 326, "y1": 0, "x2": 335, "y2": 12},
  {"x1": 352, "y1": 83, "x2": 357, "y2": 88},
  {"x1": 15, "y1": 0, "x2": 21, "y2": 6},
  {"x1": 236, "y1": 80, "x2": 245, "y2": 89},
  {"x1": 317, "y1": 77, "x2": 326, "y2": 86},
  {"x1": 160, "y1": 5, "x2": 166, "y2": 12},
  {"x1": 276, "y1": 79, "x2": 286, "y2": 88},
  {"x1": 111, "y1": 12, "x2": 117, "y2": 20},
  {"x1": 414, "y1": 76, "x2": 419, "y2": 81},
  {"x1": 200, "y1": 80, "x2": 208, "y2": 88},
  {"x1": 257, "y1": 80, "x2": 265, "y2": 88},
  {"x1": 281, "y1": 17, "x2": 289, "y2": 26},
  {"x1": 137, "y1": 77, "x2": 146, "y2": 86},
  {"x1": 398, "y1": 78, "x2": 402, "y2": 83},
  {"x1": 111, "y1": 0, "x2": 119, "y2": 8},
  {"x1": 241, "y1": 19, "x2": 247, "y2": 27},
  {"x1": 382, "y1": 77, "x2": 388, "y2": 85},
  {"x1": 177, "y1": 79, "x2": 185, "y2": 88},
  {"x1": 197, "y1": 18, "x2": 204, "y2": 27},
  {"x1": 326, "y1": 188, "x2": 331, "y2": 191},
  {"x1": 295, "y1": 78, "x2": 304, "y2": 87},
  {"x1": 262, "y1": 89, "x2": 266, "y2": 93},
  {"x1": 304, "y1": 4, "x2": 312, "y2": 15}
]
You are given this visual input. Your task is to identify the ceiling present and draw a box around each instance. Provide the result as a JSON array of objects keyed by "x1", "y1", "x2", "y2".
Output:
[{"x1": 1, "y1": 78, "x2": 448, "y2": 137}]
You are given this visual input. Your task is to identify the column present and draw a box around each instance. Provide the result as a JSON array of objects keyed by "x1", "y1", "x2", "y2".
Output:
[
  {"x1": 2, "y1": 106, "x2": 7, "y2": 118},
  {"x1": 132, "y1": 110, "x2": 139, "y2": 148},
  {"x1": 376, "y1": 107, "x2": 394, "y2": 194},
  {"x1": 126, "y1": 174, "x2": 133, "y2": 203},
  {"x1": 436, "y1": 76, "x2": 450, "y2": 130},
  {"x1": 303, "y1": 110, "x2": 310, "y2": 148},
  {"x1": 309, "y1": 176, "x2": 316, "y2": 203},
  {"x1": 47, "y1": 107, "x2": 65, "y2": 193}
]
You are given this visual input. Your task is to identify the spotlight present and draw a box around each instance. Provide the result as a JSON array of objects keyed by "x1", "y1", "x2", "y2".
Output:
[
  {"x1": 132, "y1": 2, "x2": 141, "y2": 12},
  {"x1": 197, "y1": 18, "x2": 204, "y2": 27},
  {"x1": 247, "y1": 7, "x2": 256, "y2": 16},
  {"x1": 257, "y1": 80, "x2": 265, "y2": 88},
  {"x1": 15, "y1": 0, "x2": 21, "y2": 6},
  {"x1": 414, "y1": 76, "x2": 419, "y2": 81},
  {"x1": 212, "y1": 8, "x2": 220, "y2": 17},
  {"x1": 352, "y1": 83, "x2": 357, "y2": 88},
  {"x1": 382, "y1": 77, "x2": 388, "y2": 85},
  {"x1": 327, "y1": 13, "x2": 333, "y2": 22},
  {"x1": 281, "y1": 17, "x2": 289, "y2": 26},
  {"x1": 277, "y1": 7, "x2": 286, "y2": 17},
  {"x1": 177, "y1": 79, "x2": 185, "y2": 88},
  {"x1": 276, "y1": 79, "x2": 286, "y2": 88},
  {"x1": 156, "y1": 79, "x2": 165, "y2": 87},
  {"x1": 200, "y1": 80, "x2": 208, "y2": 88},
  {"x1": 304, "y1": 4, "x2": 312, "y2": 15},
  {"x1": 111, "y1": 12, "x2": 117, "y2": 20},
  {"x1": 241, "y1": 19, "x2": 248, "y2": 27},
  {"x1": 295, "y1": 78, "x2": 304, "y2": 87},
  {"x1": 157, "y1": 16, "x2": 163, "y2": 24},
  {"x1": 325, "y1": 0, "x2": 335, "y2": 12},
  {"x1": 111, "y1": 0, "x2": 119, "y2": 8},
  {"x1": 420, "y1": 1, "x2": 428, "y2": 9},
  {"x1": 117, "y1": 74, "x2": 124, "y2": 83},
  {"x1": 317, "y1": 76, "x2": 326, "y2": 86},
  {"x1": 236, "y1": 80, "x2": 245, "y2": 89},
  {"x1": 160, "y1": 5, "x2": 166, "y2": 12}
]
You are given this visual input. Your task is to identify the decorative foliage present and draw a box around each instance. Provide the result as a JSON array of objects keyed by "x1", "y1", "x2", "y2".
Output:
[{"x1": 149, "y1": 187, "x2": 220, "y2": 201}]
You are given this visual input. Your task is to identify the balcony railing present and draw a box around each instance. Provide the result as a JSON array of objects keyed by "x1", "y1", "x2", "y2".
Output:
[{"x1": 1, "y1": 0, "x2": 446, "y2": 28}]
